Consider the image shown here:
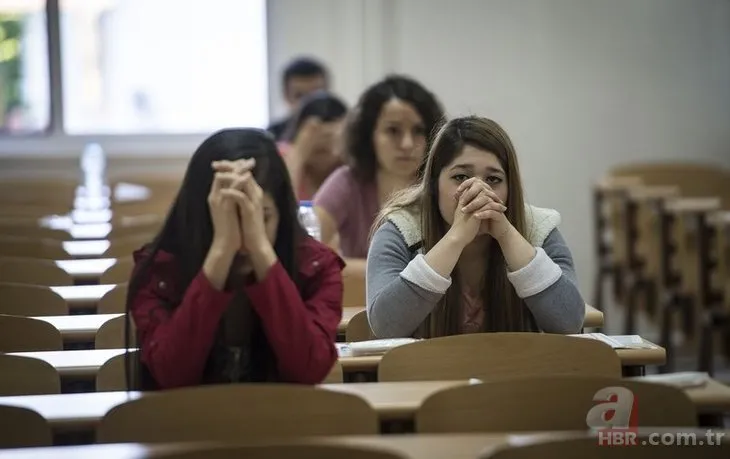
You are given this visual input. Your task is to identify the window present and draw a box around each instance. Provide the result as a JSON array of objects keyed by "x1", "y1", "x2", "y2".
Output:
[
  {"x1": 60, "y1": 0, "x2": 268, "y2": 134},
  {"x1": 0, "y1": 0, "x2": 268, "y2": 136},
  {"x1": 0, "y1": 0, "x2": 50, "y2": 134}
]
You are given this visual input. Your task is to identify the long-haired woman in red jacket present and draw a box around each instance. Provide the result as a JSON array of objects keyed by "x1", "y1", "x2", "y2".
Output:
[{"x1": 125, "y1": 128, "x2": 344, "y2": 389}]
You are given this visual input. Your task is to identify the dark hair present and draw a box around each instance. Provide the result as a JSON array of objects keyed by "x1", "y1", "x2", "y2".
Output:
[
  {"x1": 344, "y1": 75, "x2": 444, "y2": 182},
  {"x1": 282, "y1": 90, "x2": 347, "y2": 142},
  {"x1": 282, "y1": 57, "x2": 329, "y2": 93},
  {"x1": 124, "y1": 128, "x2": 305, "y2": 389}
]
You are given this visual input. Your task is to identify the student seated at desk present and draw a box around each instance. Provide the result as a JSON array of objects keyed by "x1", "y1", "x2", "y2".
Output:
[
  {"x1": 313, "y1": 75, "x2": 444, "y2": 277},
  {"x1": 127, "y1": 129, "x2": 344, "y2": 389},
  {"x1": 279, "y1": 91, "x2": 347, "y2": 200},
  {"x1": 366, "y1": 116, "x2": 584, "y2": 338}
]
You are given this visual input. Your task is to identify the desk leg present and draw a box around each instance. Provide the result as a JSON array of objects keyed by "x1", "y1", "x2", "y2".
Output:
[{"x1": 622, "y1": 365, "x2": 645, "y2": 377}]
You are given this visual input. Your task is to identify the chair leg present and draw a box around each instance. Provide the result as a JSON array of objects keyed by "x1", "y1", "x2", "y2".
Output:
[
  {"x1": 698, "y1": 312, "x2": 715, "y2": 376},
  {"x1": 659, "y1": 294, "x2": 676, "y2": 374}
]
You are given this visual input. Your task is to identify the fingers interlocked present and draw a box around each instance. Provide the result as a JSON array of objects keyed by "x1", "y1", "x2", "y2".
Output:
[{"x1": 457, "y1": 177, "x2": 506, "y2": 215}]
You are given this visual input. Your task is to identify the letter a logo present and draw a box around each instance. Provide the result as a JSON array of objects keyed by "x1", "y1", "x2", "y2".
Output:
[{"x1": 586, "y1": 386, "x2": 636, "y2": 430}]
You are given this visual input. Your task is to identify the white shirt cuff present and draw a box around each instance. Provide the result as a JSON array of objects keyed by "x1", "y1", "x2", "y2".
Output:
[
  {"x1": 506, "y1": 247, "x2": 562, "y2": 298},
  {"x1": 400, "y1": 254, "x2": 452, "y2": 294}
]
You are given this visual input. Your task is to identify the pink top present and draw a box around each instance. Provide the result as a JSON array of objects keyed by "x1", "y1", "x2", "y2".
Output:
[
  {"x1": 461, "y1": 286, "x2": 485, "y2": 334},
  {"x1": 313, "y1": 166, "x2": 379, "y2": 258}
]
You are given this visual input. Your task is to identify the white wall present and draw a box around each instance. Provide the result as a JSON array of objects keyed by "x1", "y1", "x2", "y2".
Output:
[{"x1": 268, "y1": 0, "x2": 730, "y2": 327}]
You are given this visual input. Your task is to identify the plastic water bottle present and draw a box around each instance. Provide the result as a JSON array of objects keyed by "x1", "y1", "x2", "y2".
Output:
[
  {"x1": 298, "y1": 201, "x2": 321, "y2": 241},
  {"x1": 79, "y1": 142, "x2": 108, "y2": 210}
]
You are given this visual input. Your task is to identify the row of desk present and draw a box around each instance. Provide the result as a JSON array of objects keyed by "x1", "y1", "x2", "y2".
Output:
[{"x1": 1, "y1": 378, "x2": 729, "y2": 436}]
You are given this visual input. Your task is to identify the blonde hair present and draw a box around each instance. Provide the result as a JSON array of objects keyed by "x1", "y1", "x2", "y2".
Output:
[{"x1": 372, "y1": 116, "x2": 537, "y2": 337}]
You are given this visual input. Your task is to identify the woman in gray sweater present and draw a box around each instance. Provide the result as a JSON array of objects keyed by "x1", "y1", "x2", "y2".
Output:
[{"x1": 366, "y1": 116, "x2": 585, "y2": 338}]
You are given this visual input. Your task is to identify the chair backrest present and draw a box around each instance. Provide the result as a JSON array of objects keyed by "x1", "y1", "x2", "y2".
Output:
[
  {"x1": 0, "y1": 314, "x2": 63, "y2": 352},
  {"x1": 0, "y1": 282, "x2": 69, "y2": 316},
  {"x1": 95, "y1": 314, "x2": 135, "y2": 349},
  {"x1": 416, "y1": 375, "x2": 697, "y2": 433},
  {"x1": 99, "y1": 257, "x2": 134, "y2": 284},
  {"x1": 96, "y1": 350, "x2": 139, "y2": 392},
  {"x1": 0, "y1": 236, "x2": 67, "y2": 259},
  {"x1": 322, "y1": 360, "x2": 344, "y2": 383},
  {"x1": 0, "y1": 354, "x2": 61, "y2": 395},
  {"x1": 0, "y1": 224, "x2": 70, "y2": 240},
  {"x1": 97, "y1": 283, "x2": 128, "y2": 314},
  {"x1": 152, "y1": 443, "x2": 407, "y2": 459},
  {"x1": 481, "y1": 432, "x2": 730, "y2": 459},
  {"x1": 0, "y1": 257, "x2": 74, "y2": 286},
  {"x1": 97, "y1": 384, "x2": 379, "y2": 443},
  {"x1": 0, "y1": 405, "x2": 53, "y2": 448},
  {"x1": 343, "y1": 271, "x2": 365, "y2": 308},
  {"x1": 346, "y1": 310, "x2": 374, "y2": 342},
  {"x1": 378, "y1": 333, "x2": 622, "y2": 382}
]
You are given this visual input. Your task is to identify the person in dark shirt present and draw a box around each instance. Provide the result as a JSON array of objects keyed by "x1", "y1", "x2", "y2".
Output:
[{"x1": 268, "y1": 57, "x2": 329, "y2": 140}]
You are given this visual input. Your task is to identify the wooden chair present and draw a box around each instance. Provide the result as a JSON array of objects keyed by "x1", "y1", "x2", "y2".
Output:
[
  {"x1": 0, "y1": 354, "x2": 61, "y2": 395},
  {"x1": 343, "y1": 271, "x2": 366, "y2": 308},
  {"x1": 322, "y1": 360, "x2": 344, "y2": 383},
  {"x1": 0, "y1": 405, "x2": 53, "y2": 448},
  {"x1": 416, "y1": 375, "x2": 697, "y2": 433},
  {"x1": 700, "y1": 211, "x2": 730, "y2": 372},
  {"x1": 0, "y1": 283, "x2": 68, "y2": 316},
  {"x1": 97, "y1": 283, "x2": 128, "y2": 314},
  {"x1": 97, "y1": 350, "x2": 139, "y2": 392},
  {"x1": 0, "y1": 314, "x2": 63, "y2": 352},
  {"x1": 480, "y1": 433, "x2": 730, "y2": 459},
  {"x1": 97, "y1": 384, "x2": 379, "y2": 443},
  {"x1": 346, "y1": 310, "x2": 374, "y2": 342},
  {"x1": 0, "y1": 257, "x2": 73, "y2": 286},
  {"x1": 0, "y1": 224, "x2": 70, "y2": 240},
  {"x1": 96, "y1": 314, "x2": 135, "y2": 349},
  {"x1": 151, "y1": 444, "x2": 407, "y2": 459},
  {"x1": 0, "y1": 236, "x2": 67, "y2": 259},
  {"x1": 378, "y1": 333, "x2": 621, "y2": 382},
  {"x1": 99, "y1": 257, "x2": 134, "y2": 284}
]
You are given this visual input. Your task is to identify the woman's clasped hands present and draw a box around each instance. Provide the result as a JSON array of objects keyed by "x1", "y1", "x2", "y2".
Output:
[
  {"x1": 449, "y1": 177, "x2": 512, "y2": 246},
  {"x1": 207, "y1": 159, "x2": 269, "y2": 257}
]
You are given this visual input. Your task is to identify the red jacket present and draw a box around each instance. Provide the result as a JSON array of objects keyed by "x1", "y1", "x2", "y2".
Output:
[{"x1": 129, "y1": 237, "x2": 344, "y2": 389}]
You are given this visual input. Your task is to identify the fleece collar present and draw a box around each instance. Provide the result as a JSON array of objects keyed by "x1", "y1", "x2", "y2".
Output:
[{"x1": 387, "y1": 204, "x2": 561, "y2": 250}]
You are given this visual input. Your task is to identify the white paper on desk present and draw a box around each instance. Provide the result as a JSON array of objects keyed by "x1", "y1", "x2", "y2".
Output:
[
  {"x1": 569, "y1": 333, "x2": 655, "y2": 349},
  {"x1": 634, "y1": 372, "x2": 710, "y2": 389},
  {"x1": 348, "y1": 338, "x2": 418, "y2": 356}
]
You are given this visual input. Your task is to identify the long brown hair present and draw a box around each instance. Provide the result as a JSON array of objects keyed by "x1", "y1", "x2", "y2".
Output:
[{"x1": 374, "y1": 116, "x2": 538, "y2": 337}]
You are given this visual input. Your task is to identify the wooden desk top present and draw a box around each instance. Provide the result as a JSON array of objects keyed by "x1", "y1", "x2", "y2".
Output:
[
  {"x1": 0, "y1": 381, "x2": 471, "y2": 431},
  {"x1": 35, "y1": 314, "x2": 123, "y2": 341},
  {"x1": 38, "y1": 311, "x2": 355, "y2": 341},
  {"x1": 583, "y1": 305, "x2": 602, "y2": 328},
  {"x1": 62, "y1": 240, "x2": 110, "y2": 257},
  {"x1": 55, "y1": 258, "x2": 116, "y2": 279},
  {"x1": 11, "y1": 336, "x2": 666, "y2": 380},
  {"x1": 51, "y1": 284, "x2": 115, "y2": 308},
  {"x1": 8, "y1": 348, "x2": 128, "y2": 378},
  {"x1": 0, "y1": 434, "x2": 513, "y2": 459}
]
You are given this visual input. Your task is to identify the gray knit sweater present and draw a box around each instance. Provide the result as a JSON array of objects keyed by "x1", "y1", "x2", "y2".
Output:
[{"x1": 366, "y1": 205, "x2": 585, "y2": 338}]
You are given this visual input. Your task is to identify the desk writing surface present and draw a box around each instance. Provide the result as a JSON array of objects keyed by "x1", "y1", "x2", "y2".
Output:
[{"x1": 35, "y1": 314, "x2": 123, "y2": 341}]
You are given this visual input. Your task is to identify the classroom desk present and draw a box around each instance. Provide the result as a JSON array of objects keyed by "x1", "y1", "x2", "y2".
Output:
[
  {"x1": 51, "y1": 284, "x2": 116, "y2": 310},
  {"x1": 0, "y1": 379, "x2": 726, "y2": 437},
  {"x1": 583, "y1": 305, "x2": 602, "y2": 328},
  {"x1": 9, "y1": 341, "x2": 667, "y2": 383},
  {"x1": 0, "y1": 381, "x2": 471, "y2": 434},
  {"x1": 62, "y1": 240, "x2": 110, "y2": 258},
  {"x1": 55, "y1": 258, "x2": 116, "y2": 283},
  {"x1": 0, "y1": 434, "x2": 518, "y2": 459},
  {"x1": 37, "y1": 310, "x2": 360, "y2": 344},
  {"x1": 35, "y1": 314, "x2": 123, "y2": 342}
]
